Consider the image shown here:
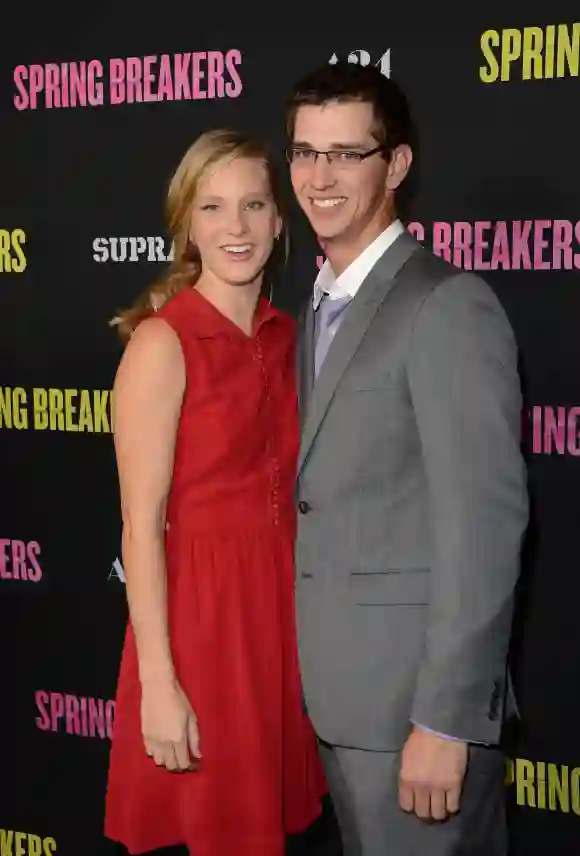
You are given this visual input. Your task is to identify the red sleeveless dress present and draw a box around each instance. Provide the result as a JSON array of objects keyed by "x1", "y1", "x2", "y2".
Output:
[{"x1": 105, "y1": 289, "x2": 326, "y2": 855}]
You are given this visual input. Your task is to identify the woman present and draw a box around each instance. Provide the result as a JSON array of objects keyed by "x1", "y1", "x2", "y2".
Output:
[{"x1": 104, "y1": 130, "x2": 326, "y2": 855}]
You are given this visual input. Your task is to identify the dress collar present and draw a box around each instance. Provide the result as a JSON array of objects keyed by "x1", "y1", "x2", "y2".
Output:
[{"x1": 184, "y1": 287, "x2": 282, "y2": 339}]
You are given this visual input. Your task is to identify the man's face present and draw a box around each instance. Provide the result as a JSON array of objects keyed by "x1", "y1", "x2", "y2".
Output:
[{"x1": 290, "y1": 100, "x2": 397, "y2": 245}]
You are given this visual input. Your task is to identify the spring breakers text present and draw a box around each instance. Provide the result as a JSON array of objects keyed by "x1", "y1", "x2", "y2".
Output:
[
  {"x1": 13, "y1": 51, "x2": 243, "y2": 110},
  {"x1": 0, "y1": 830, "x2": 56, "y2": 855},
  {"x1": 0, "y1": 388, "x2": 112, "y2": 432}
]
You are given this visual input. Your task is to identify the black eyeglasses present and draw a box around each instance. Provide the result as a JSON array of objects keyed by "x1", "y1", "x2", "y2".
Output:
[{"x1": 285, "y1": 145, "x2": 385, "y2": 167}]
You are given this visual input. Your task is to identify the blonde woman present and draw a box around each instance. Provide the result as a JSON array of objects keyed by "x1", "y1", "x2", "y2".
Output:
[{"x1": 104, "y1": 130, "x2": 326, "y2": 855}]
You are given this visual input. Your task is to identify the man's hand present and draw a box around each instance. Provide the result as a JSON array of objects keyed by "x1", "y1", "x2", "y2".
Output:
[{"x1": 398, "y1": 726, "x2": 468, "y2": 821}]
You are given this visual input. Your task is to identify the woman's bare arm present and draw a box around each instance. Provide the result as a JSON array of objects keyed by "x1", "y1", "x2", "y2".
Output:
[{"x1": 113, "y1": 318, "x2": 185, "y2": 688}]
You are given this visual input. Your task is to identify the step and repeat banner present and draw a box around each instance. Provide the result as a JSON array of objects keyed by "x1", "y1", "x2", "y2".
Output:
[{"x1": 1, "y1": 15, "x2": 580, "y2": 856}]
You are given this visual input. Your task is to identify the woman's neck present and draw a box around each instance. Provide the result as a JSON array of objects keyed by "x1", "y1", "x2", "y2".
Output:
[{"x1": 195, "y1": 273, "x2": 263, "y2": 335}]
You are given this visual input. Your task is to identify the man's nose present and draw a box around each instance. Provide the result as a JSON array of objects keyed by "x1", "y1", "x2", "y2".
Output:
[{"x1": 310, "y1": 155, "x2": 336, "y2": 189}]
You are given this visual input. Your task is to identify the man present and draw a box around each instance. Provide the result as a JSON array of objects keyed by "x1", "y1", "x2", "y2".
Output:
[{"x1": 287, "y1": 61, "x2": 529, "y2": 856}]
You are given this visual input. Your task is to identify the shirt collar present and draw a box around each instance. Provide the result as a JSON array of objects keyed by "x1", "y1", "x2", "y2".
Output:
[{"x1": 313, "y1": 219, "x2": 405, "y2": 309}]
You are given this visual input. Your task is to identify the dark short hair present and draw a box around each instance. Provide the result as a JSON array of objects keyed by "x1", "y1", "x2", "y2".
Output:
[{"x1": 286, "y1": 60, "x2": 416, "y2": 155}]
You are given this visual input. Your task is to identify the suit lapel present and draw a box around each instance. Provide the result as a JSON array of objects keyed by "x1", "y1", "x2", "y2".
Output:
[
  {"x1": 296, "y1": 301, "x2": 314, "y2": 428},
  {"x1": 298, "y1": 231, "x2": 419, "y2": 473}
]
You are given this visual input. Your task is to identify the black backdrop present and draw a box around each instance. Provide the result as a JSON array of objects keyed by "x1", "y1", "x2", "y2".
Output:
[{"x1": 2, "y1": 13, "x2": 580, "y2": 856}]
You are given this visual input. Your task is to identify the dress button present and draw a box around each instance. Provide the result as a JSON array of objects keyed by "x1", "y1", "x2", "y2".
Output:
[{"x1": 297, "y1": 500, "x2": 311, "y2": 514}]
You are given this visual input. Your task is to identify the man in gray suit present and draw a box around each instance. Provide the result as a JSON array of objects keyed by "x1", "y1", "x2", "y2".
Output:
[{"x1": 286, "y1": 61, "x2": 529, "y2": 855}]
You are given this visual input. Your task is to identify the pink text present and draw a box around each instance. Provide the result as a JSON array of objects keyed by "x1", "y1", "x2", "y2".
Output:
[
  {"x1": 35, "y1": 690, "x2": 115, "y2": 739},
  {"x1": 0, "y1": 539, "x2": 42, "y2": 581},
  {"x1": 13, "y1": 50, "x2": 243, "y2": 110},
  {"x1": 408, "y1": 220, "x2": 580, "y2": 271},
  {"x1": 526, "y1": 406, "x2": 580, "y2": 456}
]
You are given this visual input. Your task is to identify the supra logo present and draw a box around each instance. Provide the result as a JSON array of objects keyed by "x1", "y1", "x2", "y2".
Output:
[
  {"x1": 93, "y1": 236, "x2": 174, "y2": 262},
  {"x1": 329, "y1": 49, "x2": 391, "y2": 78},
  {"x1": 109, "y1": 557, "x2": 125, "y2": 583}
]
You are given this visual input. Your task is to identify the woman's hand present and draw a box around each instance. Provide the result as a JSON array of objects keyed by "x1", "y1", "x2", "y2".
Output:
[{"x1": 141, "y1": 679, "x2": 201, "y2": 772}]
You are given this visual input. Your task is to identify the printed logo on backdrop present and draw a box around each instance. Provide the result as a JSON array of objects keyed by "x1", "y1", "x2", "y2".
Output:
[
  {"x1": 0, "y1": 538, "x2": 42, "y2": 582},
  {"x1": 93, "y1": 235, "x2": 174, "y2": 263},
  {"x1": 317, "y1": 220, "x2": 580, "y2": 272},
  {"x1": 12, "y1": 49, "x2": 243, "y2": 110},
  {"x1": 329, "y1": 49, "x2": 391, "y2": 78},
  {"x1": 408, "y1": 220, "x2": 580, "y2": 270},
  {"x1": 0, "y1": 830, "x2": 57, "y2": 855},
  {"x1": 36, "y1": 689, "x2": 115, "y2": 739},
  {"x1": 506, "y1": 754, "x2": 580, "y2": 815},
  {"x1": 0, "y1": 386, "x2": 113, "y2": 432},
  {"x1": 479, "y1": 22, "x2": 579, "y2": 82},
  {"x1": 109, "y1": 556, "x2": 126, "y2": 583},
  {"x1": 0, "y1": 228, "x2": 26, "y2": 272},
  {"x1": 524, "y1": 406, "x2": 580, "y2": 457}
]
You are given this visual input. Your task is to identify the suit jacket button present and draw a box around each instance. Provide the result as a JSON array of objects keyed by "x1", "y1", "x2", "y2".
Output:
[{"x1": 298, "y1": 500, "x2": 311, "y2": 514}]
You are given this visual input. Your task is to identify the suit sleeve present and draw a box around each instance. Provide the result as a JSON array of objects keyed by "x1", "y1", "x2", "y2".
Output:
[{"x1": 407, "y1": 272, "x2": 528, "y2": 744}]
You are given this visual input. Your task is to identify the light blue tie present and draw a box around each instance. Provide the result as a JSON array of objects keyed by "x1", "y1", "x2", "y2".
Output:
[{"x1": 314, "y1": 292, "x2": 353, "y2": 377}]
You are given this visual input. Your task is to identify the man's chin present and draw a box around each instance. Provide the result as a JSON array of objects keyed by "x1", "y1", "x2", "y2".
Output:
[{"x1": 310, "y1": 222, "x2": 346, "y2": 242}]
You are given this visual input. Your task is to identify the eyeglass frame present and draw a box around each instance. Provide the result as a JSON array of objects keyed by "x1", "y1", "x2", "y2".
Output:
[{"x1": 285, "y1": 144, "x2": 387, "y2": 166}]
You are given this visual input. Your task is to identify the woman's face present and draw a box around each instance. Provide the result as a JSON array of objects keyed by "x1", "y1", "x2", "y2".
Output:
[{"x1": 189, "y1": 155, "x2": 282, "y2": 287}]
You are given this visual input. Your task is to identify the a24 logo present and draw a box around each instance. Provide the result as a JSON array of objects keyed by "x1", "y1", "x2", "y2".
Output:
[
  {"x1": 109, "y1": 557, "x2": 125, "y2": 583},
  {"x1": 329, "y1": 49, "x2": 391, "y2": 78}
]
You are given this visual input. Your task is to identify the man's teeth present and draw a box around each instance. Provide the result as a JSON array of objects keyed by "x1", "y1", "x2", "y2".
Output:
[
  {"x1": 312, "y1": 198, "x2": 346, "y2": 208},
  {"x1": 223, "y1": 245, "x2": 251, "y2": 252}
]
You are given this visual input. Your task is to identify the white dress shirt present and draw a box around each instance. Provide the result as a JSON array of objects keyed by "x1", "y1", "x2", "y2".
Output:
[{"x1": 313, "y1": 219, "x2": 405, "y2": 309}]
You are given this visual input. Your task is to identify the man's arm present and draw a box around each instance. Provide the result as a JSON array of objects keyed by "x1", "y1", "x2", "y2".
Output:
[{"x1": 407, "y1": 271, "x2": 528, "y2": 744}]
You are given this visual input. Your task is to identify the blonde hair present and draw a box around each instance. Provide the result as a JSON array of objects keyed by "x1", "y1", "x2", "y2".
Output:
[{"x1": 110, "y1": 129, "x2": 288, "y2": 341}]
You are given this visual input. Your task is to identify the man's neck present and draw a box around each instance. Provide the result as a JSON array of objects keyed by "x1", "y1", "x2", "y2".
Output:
[{"x1": 322, "y1": 212, "x2": 398, "y2": 277}]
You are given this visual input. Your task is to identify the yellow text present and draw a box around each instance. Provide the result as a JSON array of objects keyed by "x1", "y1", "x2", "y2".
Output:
[
  {"x1": 0, "y1": 387, "x2": 113, "y2": 432},
  {"x1": 0, "y1": 229, "x2": 26, "y2": 273},
  {"x1": 0, "y1": 829, "x2": 57, "y2": 855},
  {"x1": 480, "y1": 23, "x2": 580, "y2": 82},
  {"x1": 506, "y1": 756, "x2": 580, "y2": 814}
]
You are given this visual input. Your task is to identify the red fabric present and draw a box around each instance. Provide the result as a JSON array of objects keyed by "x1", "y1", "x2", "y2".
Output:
[{"x1": 105, "y1": 288, "x2": 326, "y2": 855}]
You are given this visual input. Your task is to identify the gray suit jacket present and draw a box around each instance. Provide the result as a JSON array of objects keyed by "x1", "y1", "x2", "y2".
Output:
[{"x1": 295, "y1": 230, "x2": 529, "y2": 751}]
